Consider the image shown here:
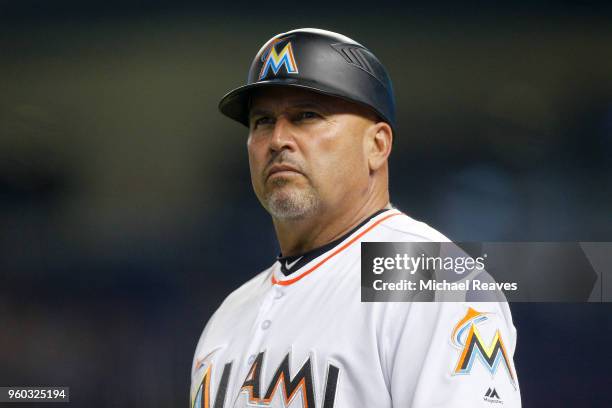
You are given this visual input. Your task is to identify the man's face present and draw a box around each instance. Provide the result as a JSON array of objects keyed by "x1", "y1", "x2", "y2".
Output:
[{"x1": 247, "y1": 87, "x2": 377, "y2": 220}]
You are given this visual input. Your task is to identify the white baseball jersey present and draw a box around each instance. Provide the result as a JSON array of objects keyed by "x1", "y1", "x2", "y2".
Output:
[{"x1": 191, "y1": 208, "x2": 521, "y2": 407}]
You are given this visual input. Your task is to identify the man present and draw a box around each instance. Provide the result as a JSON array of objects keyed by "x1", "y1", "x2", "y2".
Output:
[{"x1": 191, "y1": 28, "x2": 521, "y2": 407}]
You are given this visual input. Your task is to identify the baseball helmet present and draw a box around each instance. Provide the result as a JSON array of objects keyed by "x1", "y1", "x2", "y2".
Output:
[{"x1": 218, "y1": 28, "x2": 396, "y2": 131}]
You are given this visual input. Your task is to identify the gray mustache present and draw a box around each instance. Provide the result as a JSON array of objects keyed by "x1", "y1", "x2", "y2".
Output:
[{"x1": 266, "y1": 152, "x2": 303, "y2": 174}]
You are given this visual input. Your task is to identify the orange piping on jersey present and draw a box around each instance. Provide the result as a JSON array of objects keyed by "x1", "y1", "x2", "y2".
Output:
[{"x1": 271, "y1": 211, "x2": 402, "y2": 286}]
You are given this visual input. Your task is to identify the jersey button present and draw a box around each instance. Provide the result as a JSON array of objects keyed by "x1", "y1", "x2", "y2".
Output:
[
  {"x1": 247, "y1": 354, "x2": 256, "y2": 365},
  {"x1": 274, "y1": 290, "x2": 285, "y2": 299},
  {"x1": 261, "y1": 320, "x2": 271, "y2": 330}
]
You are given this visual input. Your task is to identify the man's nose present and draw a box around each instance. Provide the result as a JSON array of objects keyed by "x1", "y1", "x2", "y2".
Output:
[{"x1": 269, "y1": 116, "x2": 296, "y2": 153}]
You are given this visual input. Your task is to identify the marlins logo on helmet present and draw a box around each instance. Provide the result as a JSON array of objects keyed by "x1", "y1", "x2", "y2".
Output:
[{"x1": 258, "y1": 38, "x2": 299, "y2": 80}]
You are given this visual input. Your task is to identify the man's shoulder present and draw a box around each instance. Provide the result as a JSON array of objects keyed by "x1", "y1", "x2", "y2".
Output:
[
  {"x1": 216, "y1": 266, "x2": 273, "y2": 313},
  {"x1": 375, "y1": 209, "x2": 451, "y2": 243},
  {"x1": 194, "y1": 265, "x2": 274, "y2": 347}
]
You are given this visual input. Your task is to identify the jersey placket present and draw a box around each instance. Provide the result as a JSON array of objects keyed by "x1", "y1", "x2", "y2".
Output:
[{"x1": 235, "y1": 276, "x2": 288, "y2": 400}]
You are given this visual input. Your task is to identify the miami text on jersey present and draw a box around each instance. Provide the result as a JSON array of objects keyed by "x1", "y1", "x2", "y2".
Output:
[{"x1": 192, "y1": 351, "x2": 340, "y2": 408}]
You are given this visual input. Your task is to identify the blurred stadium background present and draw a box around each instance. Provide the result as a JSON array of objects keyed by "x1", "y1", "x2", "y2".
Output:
[{"x1": 1, "y1": 1, "x2": 611, "y2": 406}]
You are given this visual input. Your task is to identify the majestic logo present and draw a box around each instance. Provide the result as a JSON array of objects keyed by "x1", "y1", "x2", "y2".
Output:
[
  {"x1": 451, "y1": 307, "x2": 517, "y2": 388},
  {"x1": 258, "y1": 38, "x2": 299, "y2": 80},
  {"x1": 484, "y1": 387, "x2": 503, "y2": 404},
  {"x1": 192, "y1": 351, "x2": 339, "y2": 408}
]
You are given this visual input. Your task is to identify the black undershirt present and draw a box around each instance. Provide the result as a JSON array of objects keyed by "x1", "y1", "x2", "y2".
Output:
[{"x1": 277, "y1": 208, "x2": 390, "y2": 276}]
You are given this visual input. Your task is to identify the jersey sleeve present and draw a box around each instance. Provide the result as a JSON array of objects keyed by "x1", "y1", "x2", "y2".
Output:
[{"x1": 381, "y1": 301, "x2": 521, "y2": 408}]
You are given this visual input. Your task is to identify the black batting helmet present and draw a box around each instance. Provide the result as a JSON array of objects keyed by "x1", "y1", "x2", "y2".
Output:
[{"x1": 218, "y1": 28, "x2": 396, "y2": 131}]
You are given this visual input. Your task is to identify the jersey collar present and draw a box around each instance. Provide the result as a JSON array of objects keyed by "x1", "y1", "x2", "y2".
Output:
[
  {"x1": 277, "y1": 208, "x2": 389, "y2": 276},
  {"x1": 272, "y1": 208, "x2": 403, "y2": 286}
]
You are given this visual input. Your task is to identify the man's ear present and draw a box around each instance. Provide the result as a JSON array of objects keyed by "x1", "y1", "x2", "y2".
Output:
[{"x1": 366, "y1": 122, "x2": 393, "y2": 172}]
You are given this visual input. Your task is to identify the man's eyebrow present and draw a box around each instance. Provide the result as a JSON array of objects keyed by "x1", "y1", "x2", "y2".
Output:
[
  {"x1": 249, "y1": 108, "x2": 274, "y2": 119},
  {"x1": 250, "y1": 100, "x2": 330, "y2": 118},
  {"x1": 288, "y1": 101, "x2": 330, "y2": 112}
]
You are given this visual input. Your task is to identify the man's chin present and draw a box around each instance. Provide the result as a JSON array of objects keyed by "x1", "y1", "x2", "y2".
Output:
[
  {"x1": 264, "y1": 182, "x2": 304, "y2": 201},
  {"x1": 265, "y1": 189, "x2": 319, "y2": 220}
]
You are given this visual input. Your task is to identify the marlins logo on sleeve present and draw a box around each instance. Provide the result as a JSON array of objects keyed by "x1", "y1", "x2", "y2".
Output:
[{"x1": 451, "y1": 307, "x2": 517, "y2": 389}]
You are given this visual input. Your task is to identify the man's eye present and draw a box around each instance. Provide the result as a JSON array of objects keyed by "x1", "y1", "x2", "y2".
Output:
[
  {"x1": 252, "y1": 117, "x2": 274, "y2": 128},
  {"x1": 296, "y1": 111, "x2": 319, "y2": 121}
]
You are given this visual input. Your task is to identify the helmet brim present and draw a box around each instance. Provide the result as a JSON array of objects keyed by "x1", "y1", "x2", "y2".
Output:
[{"x1": 218, "y1": 79, "x2": 392, "y2": 130}]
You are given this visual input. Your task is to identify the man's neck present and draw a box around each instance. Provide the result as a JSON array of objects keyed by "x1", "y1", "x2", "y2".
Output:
[{"x1": 273, "y1": 194, "x2": 390, "y2": 257}]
